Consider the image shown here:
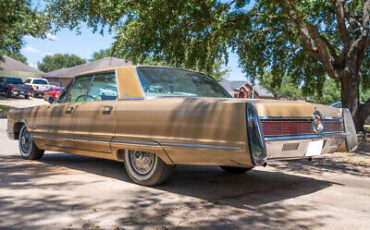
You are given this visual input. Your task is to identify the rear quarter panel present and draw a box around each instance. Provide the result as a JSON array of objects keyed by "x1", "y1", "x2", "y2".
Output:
[{"x1": 112, "y1": 98, "x2": 254, "y2": 167}]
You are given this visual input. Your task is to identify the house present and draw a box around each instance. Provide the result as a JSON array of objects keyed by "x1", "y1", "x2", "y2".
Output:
[
  {"x1": 219, "y1": 80, "x2": 274, "y2": 99},
  {"x1": 43, "y1": 57, "x2": 133, "y2": 86},
  {"x1": 0, "y1": 55, "x2": 44, "y2": 80}
]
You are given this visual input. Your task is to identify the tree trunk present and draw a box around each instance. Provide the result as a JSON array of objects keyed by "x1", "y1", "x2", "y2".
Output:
[{"x1": 340, "y1": 73, "x2": 363, "y2": 131}]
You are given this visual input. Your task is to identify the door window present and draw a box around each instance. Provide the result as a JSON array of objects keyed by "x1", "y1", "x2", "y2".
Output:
[
  {"x1": 58, "y1": 76, "x2": 93, "y2": 103},
  {"x1": 85, "y1": 72, "x2": 118, "y2": 101},
  {"x1": 25, "y1": 79, "x2": 31, "y2": 84}
]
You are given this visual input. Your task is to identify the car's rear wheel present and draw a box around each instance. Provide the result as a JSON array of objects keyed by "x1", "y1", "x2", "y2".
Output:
[
  {"x1": 219, "y1": 166, "x2": 252, "y2": 174},
  {"x1": 19, "y1": 125, "x2": 44, "y2": 160},
  {"x1": 24, "y1": 95, "x2": 29, "y2": 99},
  {"x1": 124, "y1": 150, "x2": 174, "y2": 186}
]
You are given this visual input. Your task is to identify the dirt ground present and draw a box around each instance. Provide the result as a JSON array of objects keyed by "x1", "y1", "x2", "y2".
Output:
[{"x1": 0, "y1": 118, "x2": 369, "y2": 229}]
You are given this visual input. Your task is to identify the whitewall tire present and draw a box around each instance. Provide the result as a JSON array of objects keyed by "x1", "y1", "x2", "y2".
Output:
[{"x1": 124, "y1": 150, "x2": 174, "y2": 186}]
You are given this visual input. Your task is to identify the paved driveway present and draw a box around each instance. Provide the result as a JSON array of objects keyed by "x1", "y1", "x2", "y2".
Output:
[
  {"x1": 0, "y1": 119, "x2": 369, "y2": 229},
  {"x1": 0, "y1": 96, "x2": 48, "y2": 108}
]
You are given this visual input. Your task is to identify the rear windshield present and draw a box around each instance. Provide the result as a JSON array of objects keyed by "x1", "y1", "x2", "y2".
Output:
[
  {"x1": 136, "y1": 67, "x2": 231, "y2": 98},
  {"x1": 33, "y1": 79, "x2": 48, "y2": 84},
  {"x1": 5, "y1": 78, "x2": 23, "y2": 84}
]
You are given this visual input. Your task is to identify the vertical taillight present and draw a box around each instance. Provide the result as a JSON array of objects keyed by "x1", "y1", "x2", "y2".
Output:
[
  {"x1": 246, "y1": 103, "x2": 266, "y2": 165},
  {"x1": 11, "y1": 85, "x2": 14, "y2": 91}
]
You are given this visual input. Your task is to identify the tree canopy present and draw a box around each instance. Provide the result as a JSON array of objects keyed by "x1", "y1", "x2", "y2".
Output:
[
  {"x1": 38, "y1": 53, "x2": 86, "y2": 72},
  {"x1": 46, "y1": 0, "x2": 369, "y2": 128},
  {"x1": 0, "y1": 0, "x2": 49, "y2": 53},
  {"x1": 90, "y1": 48, "x2": 114, "y2": 61},
  {"x1": 0, "y1": 51, "x2": 27, "y2": 64}
]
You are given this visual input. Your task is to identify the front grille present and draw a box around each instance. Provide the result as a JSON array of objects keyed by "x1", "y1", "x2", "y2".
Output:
[{"x1": 261, "y1": 118, "x2": 343, "y2": 137}]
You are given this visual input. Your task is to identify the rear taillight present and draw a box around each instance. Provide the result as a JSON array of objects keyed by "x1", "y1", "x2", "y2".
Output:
[
  {"x1": 11, "y1": 85, "x2": 14, "y2": 91},
  {"x1": 261, "y1": 119, "x2": 343, "y2": 137},
  {"x1": 35, "y1": 86, "x2": 39, "y2": 90}
]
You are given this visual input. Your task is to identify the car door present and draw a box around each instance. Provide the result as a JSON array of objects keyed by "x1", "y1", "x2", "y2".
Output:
[
  {"x1": 45, "y1": 75, "x2": 94, "y2": 148},
  {"x1": 72, "y1": 71, "x2": 119, "y2": 154}
]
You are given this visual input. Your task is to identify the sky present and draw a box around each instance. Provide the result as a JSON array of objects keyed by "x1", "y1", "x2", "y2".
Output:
[{"x1": 20, "y1": 24, "x2": 247, "y2": 81}]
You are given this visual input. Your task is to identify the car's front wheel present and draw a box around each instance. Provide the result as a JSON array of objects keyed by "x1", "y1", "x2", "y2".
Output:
[
  {"x1": 219, "y1": 166, "x2": 252, "y2": 174},
  {"x1": 47, "y1": 96, "x2": 55, "y2": 104},
  {"x1": 124, "y1": 150, "x2": 174, "y2": 186},
  {"x1": 19, "y1": 125, "x2": 44, "y2": 160}
]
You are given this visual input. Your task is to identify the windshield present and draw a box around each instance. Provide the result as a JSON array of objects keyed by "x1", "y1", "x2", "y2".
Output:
[
  {"x1": 5, "y1": 78, "x2": 23, "y2": 84},
  {"x1": 33, "y1": 79, "x2": 48, "y2": 84},
  {"x1": 136, "y1": 67, "x2": 231, "y2": 98}
]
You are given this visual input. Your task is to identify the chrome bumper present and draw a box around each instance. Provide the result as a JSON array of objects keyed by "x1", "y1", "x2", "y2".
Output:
[{"x1": 265, "y1": 133, "x2": 346, "y2": 160}]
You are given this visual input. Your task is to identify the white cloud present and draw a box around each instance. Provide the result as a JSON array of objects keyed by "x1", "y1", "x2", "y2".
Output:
[
  {"x1": 46, "y1": 33, "x2": 57, "y2": 41},
  {"x1": 23, "y1": 46, "x2": 41, "y2": 53}
]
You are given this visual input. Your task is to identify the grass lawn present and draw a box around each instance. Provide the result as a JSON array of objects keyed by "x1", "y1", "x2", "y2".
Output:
[{"x1": 0, "y1": 105, "x2": 16, "y2": 115}]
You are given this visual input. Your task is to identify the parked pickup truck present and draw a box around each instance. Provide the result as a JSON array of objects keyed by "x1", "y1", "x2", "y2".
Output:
[
  {"x1": 0, "y1": 77, "x2": 33, "y2": 98},
  {"x1": 24, "y1": 78, "x2": 50, "y2": 97}
]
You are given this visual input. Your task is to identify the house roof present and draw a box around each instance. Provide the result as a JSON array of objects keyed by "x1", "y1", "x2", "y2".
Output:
[
  {"x1": 44, "y1": 57, "x2": 133, "y2": 78},
  {"x1": 0, "y1": 55, "x2": 43, "y2": 74},
  {"x1": 219, "y1": 79, "x2": 274, "y2": 98}
]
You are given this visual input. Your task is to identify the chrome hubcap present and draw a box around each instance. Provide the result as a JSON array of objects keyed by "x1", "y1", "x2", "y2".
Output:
[
  {"x1": 129, "y1": 151, "x2": 155, "y2": 175},
  {"x1": 21, "y1": 129, "x2": 32, "y2": 154}
]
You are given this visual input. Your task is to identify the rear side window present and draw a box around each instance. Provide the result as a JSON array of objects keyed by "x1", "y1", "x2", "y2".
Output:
[
  {"x1": 24, "y1": 79, "x2": 31, "y2": 83},
  {"x1": 86, "y1": 72, "x2": 118, "y2": 101}
]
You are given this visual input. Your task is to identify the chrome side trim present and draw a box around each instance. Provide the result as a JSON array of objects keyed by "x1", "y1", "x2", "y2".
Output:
[
  {"x1": 119, "y1": 97, "x2": 145, "y2": 100},
  {"x1": 31, "y1": 132, "x2": 241, "y2": 151},
  {"x1": 260, "y1": 116, "x2": 343, "y2": 121},
  {"x1": 160, "y1": 141, "x2": 242, "y2": 151},
  {"x1": 265, "y1": 133, "x2": 347, "y2": 141},
  {"x1": 111, "y1": 139, "x2": 159, "y2": 146}
]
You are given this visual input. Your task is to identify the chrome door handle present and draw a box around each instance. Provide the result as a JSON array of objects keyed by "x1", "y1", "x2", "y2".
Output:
[
  {"x1": 66, "y1": 106, "x2": 74, "y2": 113},
  {"x1": 103, "y1": 105, "x2": 113, "y2": 114}
]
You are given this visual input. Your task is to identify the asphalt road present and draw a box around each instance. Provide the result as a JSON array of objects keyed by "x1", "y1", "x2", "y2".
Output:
[{"x1": 1, "y1": 118, "x2": 369, "y2": 230}]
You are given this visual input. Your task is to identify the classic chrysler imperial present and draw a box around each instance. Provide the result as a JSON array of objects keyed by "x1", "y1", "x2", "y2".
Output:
[{"x1": 7, "y1": 66, "x2": 358, "y2": 186}]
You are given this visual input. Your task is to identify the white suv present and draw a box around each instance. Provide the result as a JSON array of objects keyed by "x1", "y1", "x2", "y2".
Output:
[{"x1": 24, "y1": 78, "x2": 50, "y2": 97}]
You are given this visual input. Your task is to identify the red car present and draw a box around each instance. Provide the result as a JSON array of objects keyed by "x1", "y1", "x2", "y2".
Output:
[{"x1": 44, "y1": 86, "x2": 64, "y2": 103}]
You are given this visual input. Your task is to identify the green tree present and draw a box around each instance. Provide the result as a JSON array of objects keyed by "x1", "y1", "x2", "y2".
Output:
[
  {"x1": 0, "y1": 0, "x2": 49, "y2": 53},
  {"x1": 259, "y1": 72, "x2": 302, "y2": 99},
  {"x1": 90, "y1": 48, "x2": 114, "y2": 61},
  {"x1": 0, "y1": 51, "x2": 27, "y2": 64},
  {"x1": 47, "y1": 0, "x2": 369, "y2": 128},
  {"x1": 38, "y1": 54, "x2": 86, "y2": 72}
]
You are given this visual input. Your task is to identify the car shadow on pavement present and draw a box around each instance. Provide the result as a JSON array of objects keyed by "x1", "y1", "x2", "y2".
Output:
[
  {"x1": 1, "y1": 153, "x2": 338, "y2": 229},
  {"x1": 35, "y1": 153, "x2": 336, "y2": 207}
]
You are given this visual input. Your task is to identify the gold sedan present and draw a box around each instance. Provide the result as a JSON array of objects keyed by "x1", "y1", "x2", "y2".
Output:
[{"x1": 7, "y1": 66, "x2": 358, "y2": 186}]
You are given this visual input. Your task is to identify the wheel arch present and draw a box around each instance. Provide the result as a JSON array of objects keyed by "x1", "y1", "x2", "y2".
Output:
[{"x1": 13, "y1": 121, "x2": 26, "y2": 139}]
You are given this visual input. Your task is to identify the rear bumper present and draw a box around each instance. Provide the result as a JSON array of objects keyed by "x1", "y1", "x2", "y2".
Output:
[
  {"x1": 12, "y1": 90, "x2": 32, "y2": 96},
  {"x1": 265, "y1": 133, "x2": 346, "y2": 160}
]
